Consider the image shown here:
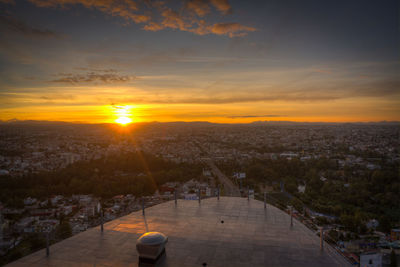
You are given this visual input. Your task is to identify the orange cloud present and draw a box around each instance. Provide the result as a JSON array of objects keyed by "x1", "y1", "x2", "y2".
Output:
[
  {"x1": 210, "y1": 0, "x2": 232, "y2": 14},
  {"x1": 143, "y1": 21, "x2": 164, "y2": 31},
  {"x1": 188, "y1": 19, "x2": 209, "y2": 35},
  {"x1": 28, "y1": 0, "x2": 138, "y2": 10},
  {"x1": 185, "y1": 0, "x2": 232, "y2": 17},
  {"x1": 24, "y1": 0, "x2": 254, "y2": 38},
  {"x1": 161, "y1": 9, "x2": 189, "y2": 30},
  {"x1": 130, "y1": 14, "x2": 151, "y2": 23},
  {"x1": 210, "y1": 22, "x2": 257, "y2": 37},
  {"x1": 186, "y1": 0, "x2": 210, "y2": 17},
  {"x1": 27, "y1": 0, "x2": 143, "y2": 22}
]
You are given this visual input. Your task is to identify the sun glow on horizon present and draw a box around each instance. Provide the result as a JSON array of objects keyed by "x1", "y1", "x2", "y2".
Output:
[
  {"x1": 115, "y1": 116, "x2": 132, "y2": 125},
  {"x1": 112, "y1": 105, "x2": 134, "y2": 125}
]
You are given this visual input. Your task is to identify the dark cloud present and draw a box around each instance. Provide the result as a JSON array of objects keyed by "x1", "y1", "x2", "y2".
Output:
[
  {"x1": 0, "y1": 15, "x2": 60, "y2": 38},
  {"x1": 0, "y1": 0, "x2": 15, "y2": 4},
  {"x1": 352, "y1": 79, "x2": 400, "y2": 97},
  {"x1": 74, "y1": 67, "x2": 117, "y2": 72},
  {"x1": 27, "y1": 0, "x2": 151, "y2": 23},
  {"x1": 24, "y1": 0, "x2": 255, "y2": 38},
  {"x1": 50, "y1": 70, "x2": 136, "y2": 84}
]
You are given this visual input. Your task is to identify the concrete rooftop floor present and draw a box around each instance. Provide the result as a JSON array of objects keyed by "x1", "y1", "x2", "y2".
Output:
[{"x1": 6, "y1": 197, "x2": 350, "y2": 267}]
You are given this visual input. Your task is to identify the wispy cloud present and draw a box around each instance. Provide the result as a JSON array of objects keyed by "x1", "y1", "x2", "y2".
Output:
[
  {"x1": 74, "y1": 67, "x2": 117, "y2": 73},
  {"x1": 0, "y1": 0, "x2": 15, "y2": 4},
  {"x1": 186, "y1": 0, "x2": 211, "y2": 17},
  {"x1": 313, "y1": 68, "x2": 332, "y2": 74},
  {"x1": 50, "y1": 69, "x2": 136, "y2": 85},
  {"x1": 186, "y1": 0, "x2": 232, "y2": 16},
  {"x1": 0, "y1": 15, "x2": 60, "y2": 38},
  {"x1": 120, "y1": 93, "x2": 343, "y2": 104},
  {"x1": 26, "y1": 0, "x2": 148, "y2": 23},
  {"x1": 210, "y1": 22, "x2": 256, "y2": 37},
  {"x1": 22, "y1": 0, "x2": 255, "y2": 37},
  {"x1": 210, "y1": 0, "x2": 232, "y2": 14}
]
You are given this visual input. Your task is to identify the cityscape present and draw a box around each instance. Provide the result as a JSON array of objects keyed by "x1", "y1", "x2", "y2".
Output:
[
  {"x1": 0, "y1": 121, "x2": 399, "y2": 266},
  {"x1": 0, "y1": 0, "x2": 399, "y2": 266}
]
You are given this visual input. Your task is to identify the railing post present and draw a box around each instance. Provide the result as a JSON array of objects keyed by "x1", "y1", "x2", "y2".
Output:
[
  {"x1": 320, "y1": 227, "x2": 324, "y2": 250},
  {"x1": 174, "y1": 190, "x2": 177, "y2": 205},
  {"x1": 247, "y1": 187, "x2": 250, "y2": 201},
  {"x1": 46, "y1": 231, "x2": 50, "y2": 257},
  {"x1": 290, "y1": 206, "x2": 293, "y2": 227},
  {"x1": 217, "y1": 186, "x2": 220, "y2": 200},
  {"x1": 100, "y1": 209, "x2": 104, "y2": 232},
  {"x1": 142, "y1": 198, "x2": 145, "y2": 216},
  {"x1": 198, "y1": 188, "x2": 201, "y2": 204},
  {"x1": 264, "y1": 192, "x2": 266, "y2": 209}
]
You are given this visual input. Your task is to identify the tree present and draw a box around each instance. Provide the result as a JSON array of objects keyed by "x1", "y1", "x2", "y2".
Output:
[
  {"x1": 285, "y1": 181, "x2": 298, "y2": 194},
  {"x1": 328, "y1": 229, "x2": 339, "y2": 242},
  {"x1": 379, "y1": 215, "x2": 392, "y2": 233},
  {"x1": 247, "y1": 164, "x2": 266, "y2": 182},
  {"x1": 28, "y1": 234, "x2": 46, "y2": 250},
  {"x1": 55, "y1": 221, "x2": 72, "y2": 240},
  {"x1": 315, "y1": 216, "x2": 329, "y2": 226},
  {"x1": 290, "y1": 198, "x2": 304, "y2": 213}
]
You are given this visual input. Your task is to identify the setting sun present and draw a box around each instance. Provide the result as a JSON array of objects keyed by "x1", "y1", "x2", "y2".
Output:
[
  {"x1": 112, "y1": 105, "x2": 133, "y2": 125},
  {"x1": 115, "y1": 116, "x2": 132, "y2": 125}
]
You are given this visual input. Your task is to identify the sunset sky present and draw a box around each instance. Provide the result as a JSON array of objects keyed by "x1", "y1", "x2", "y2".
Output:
[{"x1": 0, "y1": 0, "x2": 399, "y2": 123}]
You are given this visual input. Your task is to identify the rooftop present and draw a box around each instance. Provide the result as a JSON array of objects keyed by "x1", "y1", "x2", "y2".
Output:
[{"x1": 6, "y1": 197, "x2": 350, "y2": 267}]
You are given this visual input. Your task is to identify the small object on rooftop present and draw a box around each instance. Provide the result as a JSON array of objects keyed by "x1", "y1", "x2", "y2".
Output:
[
  {"x1": 137, "y1": 232, "x2": 168, "y2": 264},
  {"x1": 202, "y1": 262, "x2": 207, "y2": 266},
  {"x1": 221, "y1": 220, "x2": 224, "y2": 224}
]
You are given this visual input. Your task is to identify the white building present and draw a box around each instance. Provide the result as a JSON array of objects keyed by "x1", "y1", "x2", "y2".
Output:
[
  {"x1": 24, "y1": 197, "x2": 37, "y2": 205},
  {"x1": 233, "y1": 172, "x2": 246, "y2": 179},
  {"x1": 360, "y1": 252, "x2": 383, "y2": 267},
  {"x1": 297, "y1": 185, "x2": 306, "y2": 193}
]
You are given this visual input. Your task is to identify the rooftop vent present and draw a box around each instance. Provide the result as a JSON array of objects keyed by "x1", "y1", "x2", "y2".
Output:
[{"x1": 136, "y1": 232, "x2": 168, "y2": 265}]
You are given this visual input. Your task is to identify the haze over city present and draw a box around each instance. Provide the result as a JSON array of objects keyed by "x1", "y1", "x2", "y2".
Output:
[{"x1": 0, "y1": 0, "x2": 399, "y2": 124}]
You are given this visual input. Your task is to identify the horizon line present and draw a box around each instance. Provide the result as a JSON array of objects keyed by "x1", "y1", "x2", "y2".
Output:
[{"x1": 1, "y1": 119, "x2": 399, "y2": 125}]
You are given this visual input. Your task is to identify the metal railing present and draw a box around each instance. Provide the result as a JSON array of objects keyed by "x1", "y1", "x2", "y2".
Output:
[{"x1": 255, "y1": 192, "x2": 355, "y2": 265}]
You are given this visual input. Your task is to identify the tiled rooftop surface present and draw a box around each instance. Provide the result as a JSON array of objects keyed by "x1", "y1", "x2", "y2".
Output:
[{"x1": 7, "y1": 197, "x2": 350, "y2": 267}]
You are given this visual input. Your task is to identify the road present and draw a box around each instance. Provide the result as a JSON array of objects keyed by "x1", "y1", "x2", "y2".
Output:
[{"x1": 203, "y1": 158, "x2": 241, "y2": 197}]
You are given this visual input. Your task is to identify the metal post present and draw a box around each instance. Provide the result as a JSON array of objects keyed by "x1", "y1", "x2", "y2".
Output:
[
  {"x1": 46, "y1": 231, "x2": 50, "y2": 256},
  {"x1": 320, "y1": 227, "x2": 324, "y2": 250},
  {"x1": 142, "y1": 198, "x2": 145, "y2": 216},
  {"x1": 217, "y1": 186, "x2": 220, "y2": 200},
  {"x1": 198, "y1": 188, "x2": 201, "y2": 204},
  {"x1": 290, "y1": 206, "x2": 293, "y2": 227},
  {"x1": 174, "y1": 190, "x2": 177, "y2": 205},
  {"x1": 247, "y1": 187, "x2": 250, "y2": 201},
  {"x1": 100, "y1": 209, "x2": 104, "y2": 232},
  {"x1": 264, "y1": 192, "x2": 266, "y2": 209}
]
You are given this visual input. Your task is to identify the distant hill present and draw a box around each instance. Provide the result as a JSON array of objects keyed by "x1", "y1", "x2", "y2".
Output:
[{"x1": 0, "y1": 119, "x2": 398, "y2": 127}]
